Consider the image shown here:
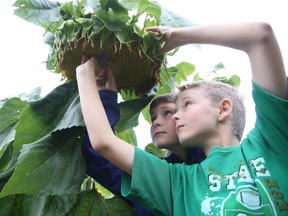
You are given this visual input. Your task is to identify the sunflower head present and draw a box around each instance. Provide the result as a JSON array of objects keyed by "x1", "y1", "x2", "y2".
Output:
[{"x1": 46, "y1": 1, "x2": 165, "y2": 95}]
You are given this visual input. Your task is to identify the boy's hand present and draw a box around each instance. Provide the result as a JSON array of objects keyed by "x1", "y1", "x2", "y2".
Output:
[
  {"x1": 96, "y1": 65, "x2": 117, "y2": 92},
  {"x1": 76, "y1": 55, "x2": 117, "y2": 92},
  {"x1": 76, "y1": 56, "x2": 102, "y2": 77},
  {"x1": 145, "y1": 26, "x2": 178, "y2": 56}
]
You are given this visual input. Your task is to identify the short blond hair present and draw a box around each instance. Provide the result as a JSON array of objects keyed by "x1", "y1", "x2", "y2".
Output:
[{"x1": 178, "y1": 81, "x2": 246, "y2": 141}]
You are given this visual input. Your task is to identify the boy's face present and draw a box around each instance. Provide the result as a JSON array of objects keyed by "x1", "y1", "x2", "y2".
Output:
[
  {"x1": 150, "y1": 102, "x2": 180, "y2": 149},
  {"x1": 173, "y1": 88, "x2": 219, "y2": 147}
]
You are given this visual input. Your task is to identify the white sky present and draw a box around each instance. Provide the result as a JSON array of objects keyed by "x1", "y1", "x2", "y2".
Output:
[{"x1": 1, "y1": 0, "x2": 288, "y2": 148}]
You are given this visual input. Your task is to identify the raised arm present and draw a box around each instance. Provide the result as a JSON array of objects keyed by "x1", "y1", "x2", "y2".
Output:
[
  {"x1": 147, "y1": 22, "x2": 288, "y2": 99},
  {"x1": 76, "y1": 57, "x2": 134, "y2": 175}
]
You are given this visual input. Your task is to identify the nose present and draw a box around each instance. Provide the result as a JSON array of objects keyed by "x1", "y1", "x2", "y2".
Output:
[
  {"x1": 152, "y1": 116, "x2": 162, "y2": 128},
  {"x1": 172, "y1": 111, "x2": 180, "y2": 121}
]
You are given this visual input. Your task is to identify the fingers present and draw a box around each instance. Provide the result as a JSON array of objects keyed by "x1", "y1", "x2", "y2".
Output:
[
  {"x1": 106, "y1": 66, "x2": 117, "y2": 92},
  {"x1": 96, "y1": 67, "x2": 108, "y2": 88},
  {"x1": 83, "y1": 56, "x2": 102, "y2": 76},
  {"x1": 145, "y1": 26, "x2": 165, "y2": 37},
  {"x1": 146, "y1": 26, "x2": 171, "y2": 36},
  {"x1": 81, "y1": 55, "x2": 91, "y2": 64},
  {"x1": 95, "y1": 66, "x2": 117, "y2": 92},
  {"x1": 145, "y1": 26, "x2": 174, "y2": 56},
  {"x1": 155, "y1": 48, "x2": 165, "y2": 56},
  {"x1": 145, "y1": 26, "x2": 161, "y2": 33},
  {"x1": 81, "y1": 55, "x2": 99, "y2": 66},
  {"x1": 80, "y1": 55, "x2": 117, "y2": 91},
  {"x1": 96, "y1": 70, "x2": 107, "y2": 80}
]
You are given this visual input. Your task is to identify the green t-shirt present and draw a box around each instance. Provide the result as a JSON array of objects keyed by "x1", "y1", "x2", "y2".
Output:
[{"x1": 121, "y1": 83, "x2": 288, "y2": 216}]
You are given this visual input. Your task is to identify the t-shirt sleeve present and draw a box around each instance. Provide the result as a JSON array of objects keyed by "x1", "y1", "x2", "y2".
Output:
[
  {"x1": 252, "y1": 82, "x2": 288, "y2": 154},
  {"x1": 121, "y1": 147, "x2": 173, "y2": 216}
]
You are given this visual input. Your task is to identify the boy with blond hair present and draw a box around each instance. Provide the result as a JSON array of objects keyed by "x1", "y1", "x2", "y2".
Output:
[{"x1": 77, "y1": 22, "x2": 288, "y2": 215}]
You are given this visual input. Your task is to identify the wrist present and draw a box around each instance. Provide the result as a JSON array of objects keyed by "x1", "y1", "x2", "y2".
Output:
[{"x1": 76, "y1": 66, "x2": 94, "y2": 79}]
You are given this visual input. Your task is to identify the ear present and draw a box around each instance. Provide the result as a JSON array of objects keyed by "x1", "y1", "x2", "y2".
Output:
[{"x1": 217, "y1": 99, "x2": 233, "y2": 122}]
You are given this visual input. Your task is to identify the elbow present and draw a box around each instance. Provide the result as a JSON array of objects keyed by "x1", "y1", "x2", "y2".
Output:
[
  {"x1": 252, "y1": 22, "x2": 274, "y2": 44},
  {"x1": 244, "y1": 22, "x2": 275, "y2": 53},
  {"x1": 89, "y1": 132, "x2": 114, "y2": 153}
]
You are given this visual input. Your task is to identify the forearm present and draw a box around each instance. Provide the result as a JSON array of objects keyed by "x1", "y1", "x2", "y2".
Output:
[
  {"x1": 77, "y1": 70, "x2": 113, "y2": 146},
  {"x1": 77, "y1": 69, "x2": 134, "y2": 175},
  {"x1": 82, "y1": 89, "x2": 121, "y2": 185},
  {"x1": 174, "y1": 22, "x2": 287, "y2": 99},
  {"x1": 173, "y1": 23, "x2": 268, "y2": 50}
]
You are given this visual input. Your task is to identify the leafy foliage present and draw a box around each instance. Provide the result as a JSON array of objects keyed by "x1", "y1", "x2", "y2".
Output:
[
  {"x1": 0, "y1": 194, "x2": 77, "y2": 216},
  {"x1": 0, "y1": 127, "x2": 86, "y2": 198},
  {"x1": 67, "y1": 189, "x2": 134, "y2": 215}
]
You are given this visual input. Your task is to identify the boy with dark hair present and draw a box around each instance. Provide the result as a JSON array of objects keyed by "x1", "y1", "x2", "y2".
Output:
[
  {"x1": 82, "y1": 75, "x2": 205, "y2": 215},
  {"x1": 77, "y1": 22, "x2": 288, "y2": 215}
]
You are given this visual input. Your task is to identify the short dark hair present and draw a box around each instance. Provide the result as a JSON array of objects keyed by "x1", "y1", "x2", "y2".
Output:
[{"x1": 149, "y1": 93, "x2": 177, "y2": 116}]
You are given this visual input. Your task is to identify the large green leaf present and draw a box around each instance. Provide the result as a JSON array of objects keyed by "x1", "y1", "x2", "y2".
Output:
[
  {"x1": 0, "y1": 127, "x2": 86, "y2": 198},
  {"x1": 0, "y1": 99, "x2": 28, "y2": 191},
  {"x1": 0, "y1": 82, "x2": 84, "y2": 183},
  {"x1": 0, "y1": 188, "x2": 133, "y2": 215},
  {"x1": 119, "y1": 0, "x2": 196, "y2": 28},
  {"x1": 18, "y1": 87, "x2": 42, "y2": 102},
  {"x1": 137, "y1": 0, "x2": 161, "y2": 24},
  {"x1": 118, "y1": 0, "x2": 138, "y2": 10},
  {"x1": 116, "y1": 128, "x2": 137, "y2": 146},
  {"x1": 0, "y1": 98, "x2": 28, "y2": 181},
  {"x1": 228, "y1": 74, "x2": 241, "y2": 87},
  {"x1": 145, "y1": 143, "x2": 166, "y2": 158},
  {"x1": 58, "y1": 1, "x2": 82, "y2": 20},
  {"x1": 13, "y1": 81, "x2": 79, "y2": 153},
  {"x1": 0, "y1": 142, "x2": 13, "y2": 191},
  {"x1": 115, "y1": 96, "x2": 153, "y2": 132},
  {"x1": 0, "y1": 88, "x2": 43, "y2": 158},
  {"x1": 0, "y1": 140, "x2": 13, "y2": 176},
  {"x1": 92, "y1": 0, "x2": 131, "y2": 31},
  {"x1": 0, "y1": 98, "x2": 28, "y2": 134},
  {"x1": 0, "y1": 194, "x2": 77, "y2": 216},
  {"x1": 175, "y1": 61, "x2": 196, "y2": 84},
  {"x1": 52, "y1": 94, "x2": 84, "y2": 133},
  {"x1": 0, "y1": 125, "x2": 16, "y2": 163},
  {"x1": 160, "y1": 8, "x2": 196, "y2": 27},
  {"x1": 13, "y1": 0, "x2": 62, "y2": 27},
  {"x1": 67, "y1": 189, "x2": 134, "y2": 216}
]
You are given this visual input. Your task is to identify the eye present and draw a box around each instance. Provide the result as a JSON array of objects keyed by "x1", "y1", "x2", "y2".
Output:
[
  {"x1": 151, "y1": 115, "x2": 156, "y2": 122},
  {"x1": 164, "y1": 110, "x2": 174, "y2": 117},
  {"x1": 184, "y1": 100, "x2": 192, "y2": 107}
]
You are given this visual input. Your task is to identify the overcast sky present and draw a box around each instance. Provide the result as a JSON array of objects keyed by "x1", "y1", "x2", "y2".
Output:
[{"x1": 1, "y1": 0, "x2": 287, "y2": 147}]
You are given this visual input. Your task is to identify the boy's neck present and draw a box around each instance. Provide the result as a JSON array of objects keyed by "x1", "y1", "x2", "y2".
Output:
[{"x1": 204, "y1": 134, "x2": 240, "y2": 156}]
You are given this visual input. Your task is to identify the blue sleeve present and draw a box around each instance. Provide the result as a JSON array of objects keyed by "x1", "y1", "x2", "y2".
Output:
[
  {"x1": 98, "y1": 90, "x2": 120, "y2": 128},
  {"x1": 82, "y1": 90, "x2": 122, "y2": 195}
]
